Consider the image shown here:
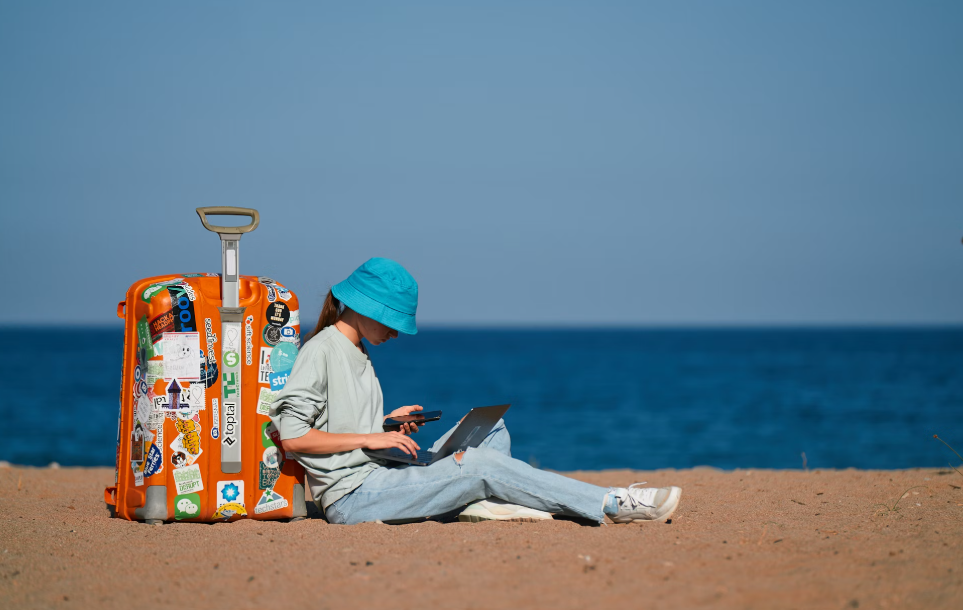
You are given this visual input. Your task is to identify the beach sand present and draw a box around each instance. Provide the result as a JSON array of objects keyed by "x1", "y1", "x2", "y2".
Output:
[{"x1": 1, "y1": 466, "x2": 960, "y2": 609}]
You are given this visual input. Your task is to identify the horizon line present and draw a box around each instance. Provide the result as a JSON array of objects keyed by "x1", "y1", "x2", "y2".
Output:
[{"x1": 4, "y1": 322, "x2": 963, "y2": 331}]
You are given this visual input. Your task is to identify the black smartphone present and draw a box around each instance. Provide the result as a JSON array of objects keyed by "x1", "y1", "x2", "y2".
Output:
[{"x1": 384, "y1": 410, "x2": 442, "y2": 426}]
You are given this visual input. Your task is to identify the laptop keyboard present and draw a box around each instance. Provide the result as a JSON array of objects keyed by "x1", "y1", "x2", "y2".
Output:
[{"x1": 382, "y1": 448, "x2": 433, "y2": 462}]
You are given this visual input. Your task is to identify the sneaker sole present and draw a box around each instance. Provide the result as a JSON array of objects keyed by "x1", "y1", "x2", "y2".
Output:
[{"x1": 458, "y1": 514, "x2": 552, "y2": 523}]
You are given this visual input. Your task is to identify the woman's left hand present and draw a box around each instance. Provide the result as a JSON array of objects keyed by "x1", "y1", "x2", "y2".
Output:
[{"x1": 384, "y1": 405, "x2": 424, "y2": 435}]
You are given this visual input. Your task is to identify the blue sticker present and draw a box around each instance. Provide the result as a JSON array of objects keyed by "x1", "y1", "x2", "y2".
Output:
[
  {"x1": 270, "y1": 343, "x2": 298, "y2": 372},
  {"x1": 201, "y1": 352, "x2": 219, "y2": 388},
  {"x1": 166, "y1": 285, "x2": 197, "y2": 332},
  {"x1": 280, "y1": 327, "x2": 296, "y2": 339},
  {"x1": 144, "y1": 444, "x2": 163, "y2": 477},
  {"x1": 268, "y1": 369, "x2": 290, "y2": 391}
]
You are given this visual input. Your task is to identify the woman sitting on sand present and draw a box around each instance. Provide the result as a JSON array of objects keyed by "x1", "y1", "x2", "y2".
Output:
[{"x1": 270, "y1": 258, "x2": 682, "y2": 525}]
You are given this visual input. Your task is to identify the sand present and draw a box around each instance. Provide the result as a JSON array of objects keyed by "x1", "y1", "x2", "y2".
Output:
[{"x1": 1, "y1": 465, "x2": 960, "y2": 609}]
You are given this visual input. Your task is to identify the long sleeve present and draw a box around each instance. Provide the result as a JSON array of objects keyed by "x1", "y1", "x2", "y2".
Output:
[
  {"x1": 267, "y1": 325, "x2": 383, "y2": 509},
  {"x1": 269, "y1": 342, "x2": 328, "y2": 441}
]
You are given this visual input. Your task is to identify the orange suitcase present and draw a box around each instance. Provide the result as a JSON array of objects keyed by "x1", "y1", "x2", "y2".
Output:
[{"x1": 105, "y1": 207, "x2": 308, "y2": 523}]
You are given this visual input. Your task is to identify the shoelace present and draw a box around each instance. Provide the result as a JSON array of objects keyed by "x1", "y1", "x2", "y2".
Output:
[{"x1": 617, "y1": 483, "x2": 657, "y2": 510}]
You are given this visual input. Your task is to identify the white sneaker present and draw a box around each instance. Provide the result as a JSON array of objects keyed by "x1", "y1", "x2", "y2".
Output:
[
  {"x1": 458, "y1": 498, "x2": 554, "y2": 523},
  {"x1": 610, "y1": 483, "x2": 682, "y2": 523}
]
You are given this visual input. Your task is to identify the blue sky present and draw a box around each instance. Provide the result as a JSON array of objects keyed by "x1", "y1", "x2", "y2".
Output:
[{"x1": 1, "y1": 1, "x2": 961, "y2": 326}]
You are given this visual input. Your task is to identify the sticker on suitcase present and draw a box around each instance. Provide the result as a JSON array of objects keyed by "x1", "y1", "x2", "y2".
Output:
[
  {"x1": 223, "y1": 324, "x2": 241, "y2": 353},
  {"x1": 144, "y1": 443, "x2": 163, "y2": 477},
  {"x1": 203, "y1": 317, "x2": 217, "y2": 355},
  {"x1": 156, "y1": 379, "x2": 190, "y2": 411},
  {"x1": 140, "y1": 278, "x2": 183, "y2": 303},
  {"x1": 170, "y1": 417, "x2": 203, "y2": 468},
  {"x1": 164, "y1": 285, "x2": 198, "y2": 342},
  {"x1": 259, "y1": 462, "x2": 281, "y2": 490},
  {"x1": 266, "y1": 302, "x2": 290, "y2": 328},
  {"x1": 211, "y1": 397, "x2": 220, "y2": 439},
  {"x1": 261, "y1": 421, "x2": 293, "y2": 460},
  {"x1": 149, "y1": 310, "x2": 176, "y2": 343},
  {"x1": 172, "y1": 463, "x2": 203, "y2": 494},
  {"x1": 270, "y1": 342, "x2": 298, "y2": 373},
  {"x1": 162, "y1": 333, "x2": 201, "y2": 380},
  {"x1": 261, "y1": 422, "x2": 280, "y2": 448},
  {"x1": 217, "y1": 480, "x2": 244, "y2": 506},
  {"x1": 174, "y1": 493, "x2": 201, "y2": 520},
  {"x1": 254, "y1": 489, "x2": 288, "y2": 514},
  {"x1": 256, "y1": 387, "x2": 278, "y2": 416},
  {"x1": 258, "y1": 347, "x2": 273, "y2": 384},
  {"x1": 212, "y1": 502, "x2": 247, "y2": 520},
  {"x1": 259, "y1": 445, "x2": 283, "y2": 490},
  {"x1": 202, "y1": 316, "x2": 221, "y2": 389},
  {"x1": 135, "y1": 394, "x2": 152, "y2": 425},
  {"x1": 213, "y1": 481, "x2": 247, "y2": 519},
  {"x1": 145, "y1": 361, "x2": 164, "y2": 385},
  {"x1": 131, "y1": 422, "x2": 147, "y2": 462},
  {"x1": 199, "y1": 352, "x2": 218, "y2": 389},
  {"x1": 136, "y1": 316, "x2": 156, "y2": 359},
  {"x1": 262, "y1": 324, "x2": 281, "y2": 346},
  {"x1": 184, "y1": 383, "x2": 205, "y2": 410},
  {"x1": 268, "y1": 369, "x2": 288, "y2": 391},
  {"x1": 245, "y1": 315, "x2": 254, "y2": 365},
  {"x1": 279, "y1": 325, "x2": 299, "y2": 347},
  {"x1": 130, "y1": 424, "x2": 154, "y2": 487}
]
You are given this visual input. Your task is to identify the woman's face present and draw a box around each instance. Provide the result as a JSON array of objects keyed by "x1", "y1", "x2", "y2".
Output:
[{"x1": 358, "y1": 316, "x2": 398, "y2": 346}]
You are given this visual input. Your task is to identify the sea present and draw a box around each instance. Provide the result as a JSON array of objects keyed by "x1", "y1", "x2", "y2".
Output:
[{"x1": 2, "y1": 327, "x2": 961, "y2": 472}]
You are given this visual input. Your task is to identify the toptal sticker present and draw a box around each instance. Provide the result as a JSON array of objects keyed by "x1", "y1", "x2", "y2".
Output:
[
  {"x1": 221, "y1": 317, "x2": 242, "y2": 459},
  {"x1": 222, "y1": 374, "x2": 239, "y2": 447}
]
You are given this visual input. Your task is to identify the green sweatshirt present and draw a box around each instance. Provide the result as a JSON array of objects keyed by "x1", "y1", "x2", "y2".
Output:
[{"x1": 269, "y1": 325, "x2": 384, "y2": 509}]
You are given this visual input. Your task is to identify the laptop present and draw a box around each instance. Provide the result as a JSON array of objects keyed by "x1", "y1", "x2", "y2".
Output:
[{"x1": 364, "y1": 404, "x2": 510, "y2": 466}]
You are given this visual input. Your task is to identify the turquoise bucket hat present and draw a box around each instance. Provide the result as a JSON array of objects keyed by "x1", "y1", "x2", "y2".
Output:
[{"x1": 331, "y1": 258, "x2": 419, "y2": 335}]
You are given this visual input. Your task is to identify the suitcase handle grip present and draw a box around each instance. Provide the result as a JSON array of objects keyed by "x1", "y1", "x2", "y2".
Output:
[
  {"x1": 104, "y1": 486, "x2": 117, "y2": 506},
  {"x1": 196, "y1": 207, "x2": 260, "y2": 235},
  {"x1": 117, "y1": 301, "x2": 126, "y2": 319}
]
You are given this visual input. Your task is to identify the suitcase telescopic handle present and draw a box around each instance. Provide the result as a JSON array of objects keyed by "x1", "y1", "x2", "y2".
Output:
[
  {"x1": 196, "y1": 206, "x2": 257, "y2": 474},
  {"x1": 195, "y1": 207, "x2": 260, "y2": 235}
]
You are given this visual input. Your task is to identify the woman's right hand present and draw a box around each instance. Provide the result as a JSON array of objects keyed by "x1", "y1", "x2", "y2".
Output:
[{"x1": 362, "y1": 432, "x2": 421, "y2": 456}]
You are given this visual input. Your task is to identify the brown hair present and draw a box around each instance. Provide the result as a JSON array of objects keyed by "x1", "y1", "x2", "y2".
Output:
[{"x1": 310, "y1": 289, "x2": 343, "y2": 339}]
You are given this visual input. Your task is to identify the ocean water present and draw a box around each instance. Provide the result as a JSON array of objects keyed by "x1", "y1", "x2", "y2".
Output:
[{"x1": 2, "y1": 327, "x2": 961, "y2": 471}]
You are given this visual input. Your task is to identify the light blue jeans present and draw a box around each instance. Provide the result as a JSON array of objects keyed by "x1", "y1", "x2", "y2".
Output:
[{"x1": 326, "y1": 419, "x2": 617, "y2": 525}]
